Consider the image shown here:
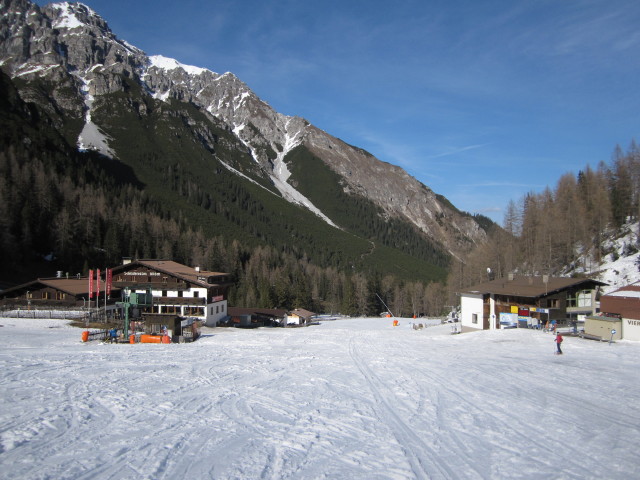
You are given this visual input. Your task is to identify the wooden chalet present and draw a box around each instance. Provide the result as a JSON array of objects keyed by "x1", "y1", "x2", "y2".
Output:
[
  {"x1": 286, "y1": 308, "x2": 316, "y2": 326},
  {"x1": 459, "y1": 274, "x2": 606, "y2": 332},
  {"x1": 110, "y1": 259, "x2": 233, "y2": 327},
  {"x1": 0, "y1": 276, "x2": 118, "y2": 310}
]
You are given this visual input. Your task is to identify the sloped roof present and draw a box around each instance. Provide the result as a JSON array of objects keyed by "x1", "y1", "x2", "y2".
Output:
[
  {"x1": 0, "y1": 277, "x2": 104, "y2": 297},
  {"x1": 604, "y1": 282, "x2": 640, "y2": 299},
  {"x1": 461, "y1": 275, "x2": 606, "y2": 298},
  {"x1": 228, "y1": 307, "x2": 288, "y2": 318},
  {"x1": 114, "y1": 260, "x2": 230, "y2": 287},
  {"x1": 290, "y1": 308, "x2": 316, "y2": 319}
]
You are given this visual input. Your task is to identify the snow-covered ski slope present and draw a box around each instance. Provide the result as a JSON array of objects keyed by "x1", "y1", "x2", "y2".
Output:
[{"x1": 1, "y1": 317, "x2": 639, "y2": 479}]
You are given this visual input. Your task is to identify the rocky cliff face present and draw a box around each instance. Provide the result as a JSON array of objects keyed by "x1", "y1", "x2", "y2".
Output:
[{"x1": 0, "y1": 0, "x2": 487, "y2": 257}]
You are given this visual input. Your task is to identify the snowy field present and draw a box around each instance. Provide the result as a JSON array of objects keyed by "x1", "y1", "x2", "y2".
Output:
[{"x1": 1, "y1": 317, "x2": 639, "y2": 480}]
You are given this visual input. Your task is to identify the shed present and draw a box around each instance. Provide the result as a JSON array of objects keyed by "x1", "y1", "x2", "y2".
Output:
[
  {"x1": 584, "y1": 315, "x2": 622, "y2": 341},
  {"x1": 600, "y1": 283, "x2": 640, "y2": 341},
  {"x1": 286, "y1": 308, "x2": 316, "y2": 326}
]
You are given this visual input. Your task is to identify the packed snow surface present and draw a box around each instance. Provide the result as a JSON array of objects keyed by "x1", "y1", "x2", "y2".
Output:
[{"x1": 1, "y1": 317, "x2": 639, "y2": 479}]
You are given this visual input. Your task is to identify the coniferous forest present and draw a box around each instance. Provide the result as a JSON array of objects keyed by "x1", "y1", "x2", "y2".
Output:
[
  {"x1": 2, "y1": 67, "x2": 638, "y2": 317},
  {"x1": 0, "y1": 70, "x2": 450, "y2": 317},
  {"x1": 447, "y1": 142, "x2": 640, "y2": 301}
]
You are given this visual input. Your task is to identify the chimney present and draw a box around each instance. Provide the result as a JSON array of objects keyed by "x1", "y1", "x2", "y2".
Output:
[{"x1": 122, "y1": 257, "x2": 132, "y2": 265}]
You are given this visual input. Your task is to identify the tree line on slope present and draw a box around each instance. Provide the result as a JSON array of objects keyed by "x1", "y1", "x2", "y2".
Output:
[
  {"x1": 0, "y1": 141, "x2": 449, "y2": 317},
  {"x1": 447, "y1": 141, "x2": 640, "y2": 299}
]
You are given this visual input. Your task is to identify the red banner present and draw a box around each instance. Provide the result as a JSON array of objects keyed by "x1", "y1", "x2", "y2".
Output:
[
  {"x1": 89, "y1": 269, "x2": 94, "y2": 299},
  {"x1": 96, "y1": 269, "x2": 101, "y2": 297},
  {"x1": 106, "y1": 268, "x2": 112, "y2": 297}
]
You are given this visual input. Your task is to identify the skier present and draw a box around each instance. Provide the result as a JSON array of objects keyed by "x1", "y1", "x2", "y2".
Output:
[
  {"x1": 555, "y1": 332, "x2": 563, "y2": 355},
  {"x1": 109, "y1": 328, "x2": 118, "y2": 343}
]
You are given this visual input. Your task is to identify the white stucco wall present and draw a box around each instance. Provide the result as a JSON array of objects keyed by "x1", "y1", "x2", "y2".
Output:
[
  {"x1": 460, "y1": 294, "x2": 484, "y2": 330},
  {"x1": 623, "y1": 318, "x2": 640, "y2": 341},
  {"x1": 204, "y1": 300, "x2": 228, "y2": 327}
]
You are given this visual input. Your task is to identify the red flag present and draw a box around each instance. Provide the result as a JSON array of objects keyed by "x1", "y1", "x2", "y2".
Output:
[
  {"x1": 89, "y1": 269, "x2": 94, "y2": 299},
  {"x1": 96, "y1": 269, "x2": 101, "y2": 297}
]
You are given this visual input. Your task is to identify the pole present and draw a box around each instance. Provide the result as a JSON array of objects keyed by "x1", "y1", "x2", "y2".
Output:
[
  {"x1": 375, "y1": 293, "x2": 397, "y2": 319},
  {"x1": 123, "y1": 288, "x2": 131, "y2": 342}
]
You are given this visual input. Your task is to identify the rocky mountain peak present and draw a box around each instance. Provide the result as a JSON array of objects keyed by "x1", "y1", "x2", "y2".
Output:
[{"x1": 0, "y1": 0, "x2": 489, "y2": 258}]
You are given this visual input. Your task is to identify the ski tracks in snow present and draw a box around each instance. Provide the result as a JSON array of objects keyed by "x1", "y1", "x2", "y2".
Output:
[{"x1": 348, "y1": 334, "x2": 458, "y2": 479}]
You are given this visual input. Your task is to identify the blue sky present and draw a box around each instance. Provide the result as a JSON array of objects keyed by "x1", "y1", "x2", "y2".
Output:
[{"x1": 40, "y1": 0, "x2": 640, "y2": 224}]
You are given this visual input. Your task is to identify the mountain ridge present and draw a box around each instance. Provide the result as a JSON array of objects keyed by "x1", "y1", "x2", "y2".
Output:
[{"x1": 0, "y1": 0, "x2": 489, "y2": 280}]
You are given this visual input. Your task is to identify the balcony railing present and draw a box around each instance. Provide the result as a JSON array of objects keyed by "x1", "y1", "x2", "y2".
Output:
[
  {"x1": 113, "y1": 281, "x2": 189, "y2": 290},
  {"x1": 153, "y1": 297, "x2": 206, "y2": 305}
]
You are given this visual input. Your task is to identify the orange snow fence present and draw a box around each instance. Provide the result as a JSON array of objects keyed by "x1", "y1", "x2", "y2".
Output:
[
  {"x1": 81, "y1": 331, "x2": 89, "y2": 342},
  {"x1": 140, "y1": 334, "x2": 163, "y2": 344},
  {"x1": 129, "y1": 335, "x2": 135, "y2": 344},
  {"x1": 161, "y1": 335, "x2": 170, "y2": 344}
]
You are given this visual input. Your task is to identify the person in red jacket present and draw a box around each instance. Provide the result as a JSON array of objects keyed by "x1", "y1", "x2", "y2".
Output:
[{"x1": 555, "y1": 332, "x2": 564, "y2": 354}]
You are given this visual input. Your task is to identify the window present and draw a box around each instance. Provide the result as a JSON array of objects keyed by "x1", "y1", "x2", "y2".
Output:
[
  {"x1": 567, "y1": 290, "x2": 592, "y2": 308},
  {"x1": 42, "y1": 291, "x2": 51, "y2": 299},
  {"x1": 194, "y1": 291, "x2": 199, "y2": 298},
  {"x1": 472, "y1": 313, "x2": 478, "y2": 324},
  {"x1": 56, "y1": 291, "x2": 65, "y2": 300}
]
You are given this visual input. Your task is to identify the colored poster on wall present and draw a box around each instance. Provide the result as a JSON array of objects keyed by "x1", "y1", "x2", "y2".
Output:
[{"x1": 89, "y1": 269, "x2": 93, "y2": 299}]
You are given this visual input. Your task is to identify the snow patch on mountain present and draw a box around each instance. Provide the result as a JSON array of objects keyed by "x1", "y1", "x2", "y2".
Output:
[
  {"x1": 75, "y1": 72, "x2": 115, "y2": 158},
  {"x1": 270, "y1": 125, "x2": 339, "y2": 227},
  {"x1": 50, "y1": 2, "x2": 91, "y2": 29},
  {"x1": 230, "y1": 118, "x2": 337, "y2": 227},
  {"x1": 148, "y1": 55, "x2": 210, "y2": 76},
  {"x1": 590, "y1": 222, "x2": 640, "y2": 292}
]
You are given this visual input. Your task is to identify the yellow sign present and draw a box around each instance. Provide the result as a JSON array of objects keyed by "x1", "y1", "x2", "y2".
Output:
[{"x1": 510, "y1": 306, "x2": 518, "y2": 314}]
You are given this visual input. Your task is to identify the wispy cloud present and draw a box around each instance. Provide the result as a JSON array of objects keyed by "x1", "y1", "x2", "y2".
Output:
[
  {"x1": 425, "y1": 144, "x2": 490, "y2": 160},
  {"x1": 459, "y1": 182, "x2": 545, "y2": 189}
]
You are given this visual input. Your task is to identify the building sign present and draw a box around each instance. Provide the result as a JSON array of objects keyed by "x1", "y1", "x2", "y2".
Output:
[
  {"x1": 518, "y1": 307, "x2": 529, "y2": 317},
  {"x1": 89, "y1": 269, "x2": 93, "y2": 299},
  {"x1": 530, "y1": 307, "x2": 549, "y2": 313},
  {"x1": 212, "y1": 295, "x2": 224, "y2": 302},
  {"x1": 124, "y1": 271, "x2": 161, "y2": 276}
]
